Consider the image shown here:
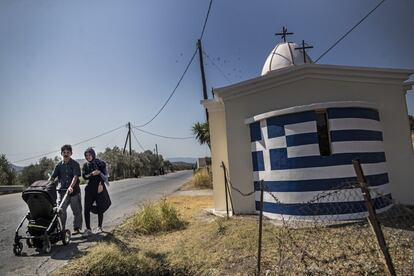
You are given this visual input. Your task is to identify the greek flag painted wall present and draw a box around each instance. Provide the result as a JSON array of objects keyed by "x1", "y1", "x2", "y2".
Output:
[{"x1": 249, "y1": 106, "x2": 392, "y2": 220}]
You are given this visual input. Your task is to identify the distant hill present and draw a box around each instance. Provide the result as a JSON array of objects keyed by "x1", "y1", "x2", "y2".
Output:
[
  {"x1": 170, "y1": 161, "x2": 194, "y2": 170},
  {"x1": 9, "y1": 164, "x2": 25, "y2": 174},
  {"x1": 167, "y1": 157, "x2": 197, "y2": 164},
  {"x1": 170, "y1": 161, "x2": 193, "y2": 166}
]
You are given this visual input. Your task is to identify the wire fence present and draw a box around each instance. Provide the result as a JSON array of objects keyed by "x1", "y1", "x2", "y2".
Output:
[{"x1": 220, "y1": 161, "x2": 414, "y2": 275}]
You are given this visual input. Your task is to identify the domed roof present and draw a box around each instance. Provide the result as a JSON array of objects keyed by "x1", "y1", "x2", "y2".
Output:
[{"x1": 261, "y1": 42, "x2": 313, "y2": 76}]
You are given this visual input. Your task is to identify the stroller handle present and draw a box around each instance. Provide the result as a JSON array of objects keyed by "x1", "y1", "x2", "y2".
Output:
[{"x1": 57, "y1": 189, "x2": 70, "y2": 209}]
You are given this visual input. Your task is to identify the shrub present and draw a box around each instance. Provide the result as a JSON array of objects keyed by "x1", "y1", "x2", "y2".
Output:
[
  {"x1": 192, "y1": 168, "x2": 212, "y2": 189},
  {"x1": 128, "y1": 198, "x2": 187, "y2": 235},
  {"x1": 159, "y1": 198, "x2": 186, "y2": 231}
]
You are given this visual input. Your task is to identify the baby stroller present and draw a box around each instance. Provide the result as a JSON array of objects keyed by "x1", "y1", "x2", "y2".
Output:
[{"x1": 13, "y1": 180, "x2": 71, "y2": 255}]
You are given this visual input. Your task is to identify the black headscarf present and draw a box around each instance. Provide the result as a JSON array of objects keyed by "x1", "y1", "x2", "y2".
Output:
[
  {"x1": 84, "y1": 147, "x2": 96, "y2": 160},
  {"x1": 84, "y1": 147, "x2": 100, "y2": 172},
  {"x1": 84, "y1": 147, "x2": 109, "y2": 186}
]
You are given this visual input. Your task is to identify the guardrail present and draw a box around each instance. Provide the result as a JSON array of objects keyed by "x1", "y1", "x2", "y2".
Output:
[{"x1": 0, "y1": 185, "x2": 25, "y2": 194}]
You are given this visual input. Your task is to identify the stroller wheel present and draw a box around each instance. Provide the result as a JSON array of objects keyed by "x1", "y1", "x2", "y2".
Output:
[
  {"x1": 43, "y1": 237, "x2": 51, "y2": 254},
  {"x1": 33, "y1": 239, "x2": 43, "y2": 249},
  {"x1": 62, "y1": 230, "x2": 71, "y2": 245},
  {"x1": 13, "y1": 242, "x2": 23, "y2": 256}
]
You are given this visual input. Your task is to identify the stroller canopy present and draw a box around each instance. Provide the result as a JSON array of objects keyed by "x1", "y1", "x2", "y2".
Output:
[{"x1": 22, "y1": 180, "x2": 57, "y2": 205}]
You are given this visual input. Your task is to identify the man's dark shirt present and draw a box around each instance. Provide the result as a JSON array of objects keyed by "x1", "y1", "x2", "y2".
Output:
[{"x1": 51, "y1": 158, "x2": 81, "y2": 195}]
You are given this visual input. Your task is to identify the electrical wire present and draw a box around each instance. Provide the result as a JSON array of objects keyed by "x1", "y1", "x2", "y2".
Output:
[
  {"x1": 131, "y1": 129, "x2": 146, "y2": 152},
  {"x1": 200, "y1": 0, "x2": 214, "y2": 40},
  {"x1": 101, "y1": 127, "x2": 126, "y2": 149},
  {"x1": 12, "y1": 0, "x2": 211, "y2": 164},
  {"x1": 72, "y1": 124, "x2": 127, "y2": 147},
  {"x1": 11, "y1": 149, "x2": 62, "y2": 165},
  {"x1": 134, "y1": 49, "x2": 197, "y2": 128},
  {"x1": 132, "y1": 125, "x2": 194, "y2": 140},
  {"x1": 314, "y1": 0, "x2": 387, "y2": 63},
  {"x1": 12, "y1": 124, "x2": 126, "y2": 164},
  {"x1": 135, "y1": 0, "x2": 214, "y2": 128}
]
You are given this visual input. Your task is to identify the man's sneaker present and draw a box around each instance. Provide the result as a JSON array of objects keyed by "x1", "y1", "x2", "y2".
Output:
[
  {"x1": 94, "y1": 227, "x2": 103, "y2": 234},
  {"x1": 73, "y1": 228, "x2": 82, "y2": 235},
  {"x1": 82, "y1": 229, "x2": 92, "y2": 237}
]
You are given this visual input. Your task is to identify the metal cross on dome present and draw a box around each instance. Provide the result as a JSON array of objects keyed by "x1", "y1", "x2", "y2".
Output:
[
  {"x1": 295, "y1": 40, "x2": 313, "y2": 63},
  {"x1": 275, "y1": 26, "x2": 294, "y2": 43}
]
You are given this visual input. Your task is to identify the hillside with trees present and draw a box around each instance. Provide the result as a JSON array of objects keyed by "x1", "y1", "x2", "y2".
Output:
[{"x1": 0, "y1": 147, "x2": 183, "y2": 186}]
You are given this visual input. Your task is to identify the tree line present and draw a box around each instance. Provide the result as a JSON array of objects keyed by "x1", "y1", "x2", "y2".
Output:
[{"x1": 0, "y1": 146, "x2": 192, "y2": 187}]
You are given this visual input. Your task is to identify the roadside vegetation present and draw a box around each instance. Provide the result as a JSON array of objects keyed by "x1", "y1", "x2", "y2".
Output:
[
  {"x1": 181, "y1": 167, "x2": 213, "y2": 190},
  {"x1": 54, "y1": 196, "x2": 213, "y2": 276},
  {"x1": 0, "y1": 154, "x2": 19, "y2": 187},
  {"x1": 55, "y1": 194, "x2": 414, "y2": 276},
  {"x1": 192, "y1": 121, "x2": 210, "y2": 149},
  {"x1": 123, "y1": 197, "x2": 187, "y2": 235},
  {"x1": 0, "y1": 147, "x2": 189, "y2": 187}
]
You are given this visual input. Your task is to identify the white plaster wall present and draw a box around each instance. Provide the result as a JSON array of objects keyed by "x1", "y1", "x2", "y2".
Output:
[
  {"x1": 207, "y1": 106, "x2": 230, "y2": 211},
  {"x1": 222, "y1": 78, "x2": 414, "y2": 213}
]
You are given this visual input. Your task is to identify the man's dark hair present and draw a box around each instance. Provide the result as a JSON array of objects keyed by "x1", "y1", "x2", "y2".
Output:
[{"x1": 61, "y1": 144, "x2": 72, "y2": 153}]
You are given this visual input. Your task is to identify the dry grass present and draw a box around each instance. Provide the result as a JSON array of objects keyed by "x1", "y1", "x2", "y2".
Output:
[
  {"x1": 122, "y1": 197, "x2": 187, "y2": 235},
  {"x1": 180, "y1": 168, "x2": 212, "y2": 190},
  {"x1": 55, "y1": 196, "x2": 414, "y2": 276},
  {"x1": 54, "y1": 242, "x2": 178, "y2": 276}
]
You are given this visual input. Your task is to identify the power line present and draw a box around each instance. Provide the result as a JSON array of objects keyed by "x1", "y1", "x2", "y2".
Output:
[
  {"x1": 135, "y1": 0, "x2": 214, "y2": 128},
  {"x1": 314, "y1": 0, "x2": 387, "y2": 63},
  {"x1": 12, "y1": 124, "x2": 126, "y2": 164},
  {"x1": 131, "y1": 129, "x2": 146, "y2": 152},
  {"x1": 72, "y1": 124, "x2": 127, "y2": 147},
  {"x1": 102, "y1": 127, "x2": 126, "y2": 149},
  {"x1": 132, "y1": 125, "x2": 194, "y2": 140},
  {"x1": 11, "y1": 149, "x2": 62, "y2": 165},
  {"x1": 134, "y1": 49, "x2": 197, "y2": 128},
  {"x1": 200, "y1": 0, "x2": 214, "y2": 40},
  {"x1": 203, "y1": 50, "x2": 231, "y2": 83},
  {"x1": 4, "y1": 150, "x2": 55, "y2": 157}
]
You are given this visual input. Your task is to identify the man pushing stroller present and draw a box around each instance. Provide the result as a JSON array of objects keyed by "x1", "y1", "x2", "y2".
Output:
[{"x1": 49, "y1": 144, "x2": 83, "y2": 235}]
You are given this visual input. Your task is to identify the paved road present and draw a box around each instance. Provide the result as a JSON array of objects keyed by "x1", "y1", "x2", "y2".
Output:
[{"x1": 0, "y1": 171, "x2": 192, "y2": 276}]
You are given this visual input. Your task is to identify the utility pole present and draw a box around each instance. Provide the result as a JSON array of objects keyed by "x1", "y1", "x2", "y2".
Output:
[
  {"x1": 123, "y1": 122, "x2": 132, "y2": 155},
  {"x1": 123, "y1": 122, "x2": 133, "y2": 178},
  {"x1": 197, "y1": 39, "x2": 209, "y2": 122},
  {"x1": 155, "y1": 144, "x2": 160, "y2": 175},
  {"x1": 123, "y1": 123, "x2": 129, "y2": 154},
  {"x1": 128, "y1": 122, "x2": 132, "y2": 156}
]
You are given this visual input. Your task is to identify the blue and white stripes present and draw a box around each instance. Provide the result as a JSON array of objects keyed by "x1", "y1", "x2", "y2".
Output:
[{"x1": 249, "y1": 106, "x2": 392, "y2": 220}]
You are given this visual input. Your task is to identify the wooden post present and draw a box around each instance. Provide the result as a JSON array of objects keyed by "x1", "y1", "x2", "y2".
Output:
[
  {"x1": 225, "y1": 177, "x2": 235, "y2": 216},
  {"x1": 221, "y1": 162, "x2": 235, "y2": 217},
  {"x1": 352, "y1": 160, "x2": 396, "y2": 276},
  {"x1": 257, "y1": 180, "x2": 264, "y2": 275},
  {"x1": 221, "y1": 162, "x2": 230, "y2": 219}
]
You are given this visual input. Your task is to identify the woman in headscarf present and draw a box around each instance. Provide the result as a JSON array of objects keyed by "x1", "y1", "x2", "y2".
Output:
[{"x1": 82, "y1": 148, "x2": 111, "y2": 236}]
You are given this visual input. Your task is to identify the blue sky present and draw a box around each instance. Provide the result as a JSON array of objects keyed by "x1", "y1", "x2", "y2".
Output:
[{"x1": 0, "y1": 0, "x2": 413, "y2": 165}]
